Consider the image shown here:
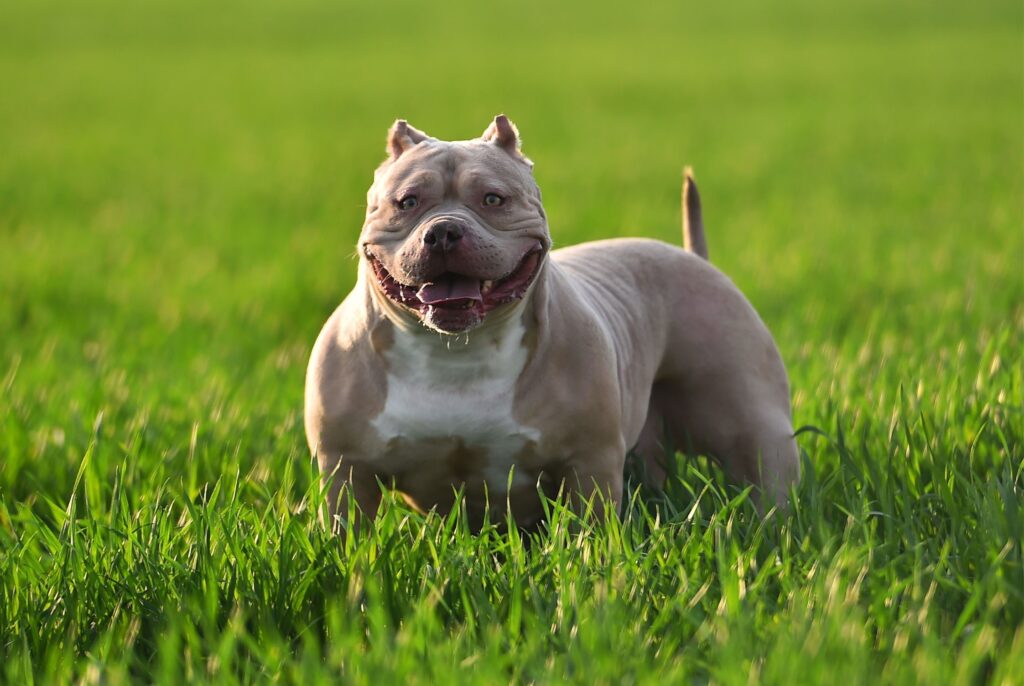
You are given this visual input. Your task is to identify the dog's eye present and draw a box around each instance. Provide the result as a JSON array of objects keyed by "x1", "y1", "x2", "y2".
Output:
[
  {"x1": 397, "y1": 195, "x2": 418, "y2": 211},
  {"x1": 482, "y1": 193, "x2": 504, "y2": 207}
]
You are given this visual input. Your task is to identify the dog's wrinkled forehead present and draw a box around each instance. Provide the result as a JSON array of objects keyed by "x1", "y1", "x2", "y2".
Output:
[{"x1": 368, "y1": 115, "x2": 538, "y2": 204}]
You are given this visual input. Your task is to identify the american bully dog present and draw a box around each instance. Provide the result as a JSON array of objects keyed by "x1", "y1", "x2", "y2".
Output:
[{"x1": 304, "y1": 115, "x2": 799, "y2": 530}]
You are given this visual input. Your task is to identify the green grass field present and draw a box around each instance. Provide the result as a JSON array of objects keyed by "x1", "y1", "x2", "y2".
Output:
[{"x1": 1, "y1": 0, "x2": 1022, "y2": 682}]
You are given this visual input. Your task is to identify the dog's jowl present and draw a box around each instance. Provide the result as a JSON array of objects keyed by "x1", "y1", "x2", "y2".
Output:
[{"x1": 304, "y1": 115, "x2": 799, "y2": 530}]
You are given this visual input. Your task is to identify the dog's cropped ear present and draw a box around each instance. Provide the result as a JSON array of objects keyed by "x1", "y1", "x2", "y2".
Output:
[
  {"x1": 482, "y1": 114, "x2": 533, "y2": 167},
  {"x1": 387, "y1": 120, "x2": 431, "y2": 160}
]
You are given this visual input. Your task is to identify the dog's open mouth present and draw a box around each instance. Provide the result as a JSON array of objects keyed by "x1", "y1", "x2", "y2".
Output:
[{"x1": 367, "y1": 248, "x2": 544, "y2": 329}]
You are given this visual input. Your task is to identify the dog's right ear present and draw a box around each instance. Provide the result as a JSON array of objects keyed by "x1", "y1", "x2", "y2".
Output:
[
  {"x1": 387, "y1": 120, "x2": 431, "y2": 160},
  {"x1": 481, "y1": 114, "x2": 533, "y2": 168}
]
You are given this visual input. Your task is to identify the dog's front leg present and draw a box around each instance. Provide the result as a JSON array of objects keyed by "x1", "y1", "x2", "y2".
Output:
[
  {"x1": 550, "y1": 452, "x2": 625, "y2": 524},
  {"x1": 318, "y1": 454, "x2": 382, "y2": 535}
]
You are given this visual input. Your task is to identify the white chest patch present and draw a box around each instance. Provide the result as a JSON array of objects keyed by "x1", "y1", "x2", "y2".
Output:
[{"x1": 371, "y1": 318, "x2": 542, "y2": 490}]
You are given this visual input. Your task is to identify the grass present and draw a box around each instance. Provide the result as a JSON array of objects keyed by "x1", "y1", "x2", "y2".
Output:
[{"x1": 1, "y1": 0, "x2": 1022, "y2": 682}]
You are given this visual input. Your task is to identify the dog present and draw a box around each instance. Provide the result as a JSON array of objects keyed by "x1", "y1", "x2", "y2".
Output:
[{"x1": 304, "y1": 115, "x2": 799, "y2": 530}]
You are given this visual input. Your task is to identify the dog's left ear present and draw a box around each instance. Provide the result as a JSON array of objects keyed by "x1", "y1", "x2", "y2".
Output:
[{"x1": 482, "y1": 115, "x2": 533, "y2": 167}]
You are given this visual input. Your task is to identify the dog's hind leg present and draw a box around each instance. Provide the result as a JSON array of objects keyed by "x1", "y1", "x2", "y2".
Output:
[{"x1": 654, "y1": 373, "x2": 799, "y2": 508}]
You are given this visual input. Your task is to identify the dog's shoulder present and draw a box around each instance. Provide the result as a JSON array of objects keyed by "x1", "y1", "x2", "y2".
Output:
[{"x1": 304, "y1": 287, "x2": 390, "y2": 451}]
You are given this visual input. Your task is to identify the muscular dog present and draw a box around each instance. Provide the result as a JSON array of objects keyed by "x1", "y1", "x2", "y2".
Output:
[{"x1": 304, "y1": 115, "x2": 799, "y2": 529}]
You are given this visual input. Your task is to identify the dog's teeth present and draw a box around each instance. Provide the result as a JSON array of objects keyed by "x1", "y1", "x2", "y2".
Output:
[{"x1": 482, "y1": 280, "x2": 494, "y2": 293}]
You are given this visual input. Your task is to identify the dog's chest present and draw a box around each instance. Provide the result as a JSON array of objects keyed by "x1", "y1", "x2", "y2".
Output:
[{"x1": 370, "y1": 322, "x2": 542, "y2": 492}]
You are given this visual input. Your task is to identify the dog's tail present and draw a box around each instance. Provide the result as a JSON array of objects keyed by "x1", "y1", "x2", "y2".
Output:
[{"x1": 682, "y1": 167, "x2": 708, "y2": 260}]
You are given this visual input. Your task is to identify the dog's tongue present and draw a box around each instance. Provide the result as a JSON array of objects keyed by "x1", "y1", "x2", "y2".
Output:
[{"x1": 416, "y1": 274, "x2": 483, "y2": 304}]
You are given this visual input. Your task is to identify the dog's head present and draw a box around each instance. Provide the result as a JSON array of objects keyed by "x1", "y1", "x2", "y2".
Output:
[{"x1": 359, "y1": 115, "x2": 550, "y2": 334}]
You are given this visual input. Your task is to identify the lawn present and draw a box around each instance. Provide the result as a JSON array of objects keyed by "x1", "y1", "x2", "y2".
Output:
[{"x1": 1, "y1": 0, "x2": 1022, "y2": 683}]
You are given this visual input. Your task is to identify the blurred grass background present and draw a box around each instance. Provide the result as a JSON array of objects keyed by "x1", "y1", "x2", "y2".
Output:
[
  {"x1": 0, "y1": 0, "x2": 1022, "y2": 681},
  {"x1": 2, "y1": 1, "x2": 1020, "y2": 343}
]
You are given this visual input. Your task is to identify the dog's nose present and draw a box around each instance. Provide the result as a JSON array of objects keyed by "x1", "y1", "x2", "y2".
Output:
[{"x1": 422, "y1": 221, "x2": 464, "y2": 254}]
